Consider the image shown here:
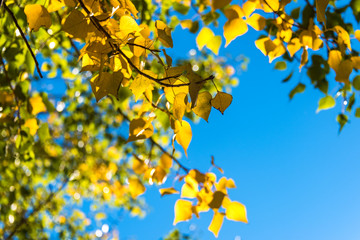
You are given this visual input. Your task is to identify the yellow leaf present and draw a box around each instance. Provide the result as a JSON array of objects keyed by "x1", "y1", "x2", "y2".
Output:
[
  {"x1": 299, "y1": 47, "x2": 308, "y2": 71},
  {"x1": 243, "y1": 0, "x2": 257, "y2": 17},
  {"x1": 63, "y1": 10, "x2": 96, "y2": 39},
  {"x1": 211, "y1": 92, "x2": 233, "y2": 114},
  {"x1": 159, "y1": 187, "x2": 179, "y2": 196},
  {"x1": 196, "y1": 27, "x2": 215, "y2": 50},
  {"x1": 255, "y1": 37, "x2": 276, "y2": 56},
  {"x1": 155, "y1": 20, "x2": 173, "y2": 48},
  {"x1": 152, "y1": 166, "x2": 167, "y2": 184},
  {"x1": 207, "y1": 36, "x2": 222, "y2": 55},
  {"x1": 316, "y1": 0, "x2": 329, "y2": 23},
  {"x1": 29, "y1": 96, "x2": 47, "y2": 115},
  {"x1": 332, "y1": 26, "x2": 351, "y2": 51},
  {"x1": 355, "y1": 30, "x2": 360, "y2": 43},
  {"x1": 129, "y1": 71, "x2": 155, "y2": 102},
  {"x1": 335, "y1": 60, "x2": 352, "y2": 83},
  {"x1": 127, "y1": 118, "x2": 154, "y2": 142},
  {"x1": 211, "y1": 0, "x2": 232, "y2": 10},
  {"x1": 193, "y1": 91, "x2": 212, "y2": 122},
  {"x1": 24, "y1": 118, "x2": 39, "y2": 136},
  {"x1": 224, "y1": 18, "x2": 248, "y2": 47},
  {"x1": 225, "y1": 201, "x2": 248, "y2": 223},
  {"x1": 181, "y1": 182, "x2": 198, "y2": 198},
  {"x1": 173, "y1": 93, "x2": 188, "y2": 122},
  {"x1": 173, "y1": 199, "x2": 193, "y2": 225},
  {"x1": 328, "y1": 50, "x2": 342, "y2": 72},
  {"x1": 128, "y1": 178, "x2": 146, "y2": 198},
  {"x1": 132, "y1": 158, "x2": 148, "y2": 174},
  {"x1": 226, "y1": 178, "x2": 236, "y2": 188},
  {"x1": 261, "y1": 0, "x2": 280, "y2": 13},
  {"x1": 90, "y1": 72, "x2": 123, "y2": 102},
  {"x1": 224, "y1": 5, "x2": 245, "y2": 20},
  {"x1": 159, "y1": 153, "x2": 173, "y2": 169},
  {"x1": 118, "y1": 15, "x2": 141, "y2": 38},
  {"x1": 164, "y1": 79, "x2": 189, "y2": 104},
  {"x1": 351, "y1": 56, "x2": 360, "y2": 69},
  {"x1": 268, "y1": 39, "x2": 286, "y2": 63},
  {"x1": 186, "y1": 65, "x2": 205, "y2": 108},
  {"x1": 208, "y1": 211, "x2": 224, "y2": 238},
  {"x1": 24, "y1": 4, "x2": 52, "y2": 31},
  {"x1": 174, "y1": 120, "x2": 192, "y2": 156},
  {"x1": 246, "y1": 13, "x2": 266, "y2": 31}
]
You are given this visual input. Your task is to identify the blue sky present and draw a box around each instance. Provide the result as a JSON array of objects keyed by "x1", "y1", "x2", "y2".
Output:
[{"x1": 111, "y1": 15, "x2": 360, "y2": 240}]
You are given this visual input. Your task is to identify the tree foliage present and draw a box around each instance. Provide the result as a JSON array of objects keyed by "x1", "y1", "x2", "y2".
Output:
[{"x1": 0, "y1": 0, "x2": 359, "y2": 239}]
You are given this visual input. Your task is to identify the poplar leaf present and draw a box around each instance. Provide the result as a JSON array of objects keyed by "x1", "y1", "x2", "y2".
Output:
[
  {"x1": 24, "y1": 4, "x2": 52, "y2": 31},
  {"x1": 159, "y1": 187, "x2": 179, "y2": 196},
  {"x1": 287, "y1": 38, "x2": 301, "y2": 57},
  {"x1": 128, "y1": 178, "x2": 146, "y2": 198},
  {"x1": 208, "y1": 211, "x2": 224, "y2": 238},
  {"x1": 155, "y1": 20, "x2": 173, "y2": 48},
  {"x1": 328, "y1": 50, "x2": 342, "y2": 72},
  {"x1": 317, "y1": 95, "x2": 336, "y2": 113},
  {"x1": 224, "y1": 18, "x2": 248, "y2": 47},
  {"x1": 332, "y1": 26, "x2": 351, "y2": 51},
  {"x1": 316, "y1": 0, "x2": 330, "y2": 23},
  {"x1": 353, "y1": 75, "x2": 360, "y2": 90},
  {"x1": 196, "y1": 27, "x2": 215, "y2": 50},
  {"x1": 212, "y1": 0, "x2": 232, "y2": 10},
  {"x1": 246, "y1": 13, "x2": 266, "y2": 31},
  {"x1": 193, "y1": 91, "x2": 212, "y2": 122},
  {"x1": 90, "y1": 72, "x2": 123, "y2": 102},
  {"x1": 335, "y1": 60, "x2": 353, "y2": 83},
  {"x1": 211, "y1": 92, "x2": 233, "y2": 114},
  {"x1": 181, "y1": 182, "x2": 198, "y2": 198},
  {"x1": 129, "y1": 71, "x2": 154, "y2": 102},
  {"x1": 242, "y1": 0, "x2": 257, "y2": 17},
  {"x1": 30, "y1": 96, "x2": 47, "y2": 115},
  {"x1": 128, "y1": 118, "x2": 154, "y2": 142},
  {"x1": 355, "y1": 30, "x2": 360, "y2": 42},
  {"x1": 337, "y1": 114, "x2": 348, "y2": 132},
  {"x1": 173, "y1": 93, "x2": 188, "y2": 122},
  {"x1": 159, "y1": 153, "x2": 173, "y2": 169},
  {"x1": 289, "y1": 83, "x2": 305, "y2": 100},
  {"x1": 173, "y1": 199, "x2": 193, "y2": 225},
  {"x1": 174, "y1": 120, "x2": 192, "y2": 156},
  {"x1": 225, "y1": 201, "x2": 248, "y2": 223},
  {"x1": 24, "y1": 118, "x2": 39, "y2": 136},
  {"x1": 63, "y1": 10, "x2": 96, "y2": 39},
  {"x1": 132, "y1": 158, "x2": 148, "y2": 174},
  {"x1": 207, "y1": 36, "x2": 222, "y2": 55}
]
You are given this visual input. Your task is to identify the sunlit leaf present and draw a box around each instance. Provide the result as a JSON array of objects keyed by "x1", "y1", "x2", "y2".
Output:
[
  {"x1": 316, "y1": 0, "x2": 330, "y2": 23},
  {"x1": 159, "y1": 153, "x2": 173, "y2": 169},
  {"x1": 316, "y1": 95, "x2": 336, "y2": 113},
  {"x1": 225, "y1": 201, "x2": 248, "y2": 223},
  {"x1": 29, "y1": 96, "x2": 47, "y2": 115},
  {"x1": 128, "y1": 178, "x2": 146, "y2": 198},
  {"x1": 24, "y1": 4, "x2": 52, "y2": 31},
  {"x1": 128, "y1": 118, "x2": 154, "y2": 142},
  {"x1": 224, "y1": 18, "x2": 248, "y2": 47},
  {"x1": 211, "y1": 92, "x2": 233, "y2": 114},
  {"x1": 159, "y1": 187, "x2": 179, "y2": 196},
  {"x1": 173, "y1": 199, "x2": 193, "y2": 225},
  {"x1": 24, "y1": 118, "x2": 39, "y2": 136},
  {"x1": 174, "y1": 120, "x2": 192, "y2": 156},
  {"x1": 90, "y1": 72, "x2": 123, "y2": 102},
  {"x1": 193, "y1": 91, "x2": 212, "y2": 122},
  {"x1": 208, "y1": 211, "x2": 224, "y2": 238},
  {"x1": 129, "y1": 71, "x2": 154, "y2": 102},
  {"x1": 155, "y1": 20, "x2": 173, "y2": 48}
]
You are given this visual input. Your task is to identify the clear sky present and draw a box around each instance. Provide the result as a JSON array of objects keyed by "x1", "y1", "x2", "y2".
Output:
[{"x1": 110, "y1": 14, "x2": 360, "y2": 240}]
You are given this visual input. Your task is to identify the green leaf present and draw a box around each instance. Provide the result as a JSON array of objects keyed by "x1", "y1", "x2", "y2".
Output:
[
  {"x1": 289, "y1": 83, "x2": 305, "y2": 100},
  {"x1": 353, "y1": 75, "x2": 360, "y2": 90},
  {"x1": 38, "y1": 123, "x2": 50, "y2": 143},
  {"x1": 282, "y1": 71, "x2": 293, "y2": 83},
  {"x1": 317, "y1": 95, "x2": 336, "y2": 112},
  {"x1": 173, "y1": 2, "x2": 190, "y2": 15},
  {"x1": 274, "y1": 61, "x2": 287, "y2": 70},
  {"x1": 291, "y1": 7, "x2": 301, "y2": 19},
  {"x1": 346, "y1": 94, "x2": 355, "y2": 112},
  {"x1": 337, "y1": 114, "x2": 348, "y2": 132},
  {"x1": 355, "y1": 107, "x2": 360, "y2": 118}
]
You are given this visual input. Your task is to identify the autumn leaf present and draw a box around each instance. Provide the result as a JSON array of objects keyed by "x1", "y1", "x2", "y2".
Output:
[
  {"x1": 193, "y1": 91, "x2": 212, "y2": 122},
  {"x1": 211, "y1": 92, "x2": 233, "y2": 114},
  {"x1": 128, "y1": 178, "x2": 146, "y2": 198},
  {"x1": 159, "y1": 187, "x2": 179, "y2": 196},
  {"x1": 196, "y1": 27, "x2": 222, "y2": 55},
  {"x1": 173, "y1": 199, "x2": 193, "y2": 225},
  {"x1": 246, "y1": 13, "x2": 266, "y2": 31},
  {"x1": 208, "y1": 211, "x2": 225, "y2": 237},
  {"x1": 174, "y1": 120, "x2": 192, "y2": 156},
  {"x1": 173, "y1": 93, "x2": 188, "y2": 122},
  {"x1": 159, "y1": 153, "x2": 173, "y2": 169},
  {"x1": 224, "y1": 18, "x2": 248, "y2": 47},
  {"x1": 316, "y1": 95, "x2": 336, "y2": 113},
  {"x1": 24, "y1": 4, "x2": 52, "y2": 31},
  {"x1": 90, "y1": 72, "x2": 123, "y2": 102},
  {"x1": 129, "y1": 71, "x2": 154, "y2": 102},
  {"x1": 29, "y1": 96, "x2": 47, "y2": 115},
  {"x1": 24, "y1": 118, "x2": 39, "y2": 136},
  {"x1": 155, "y1": 20, "x2": 173, "y2": 48},
  {"x1": 225, "y1": 201, "x2": 248, "y2": 223},
  {"x1": 316, "y1": 0, "x2": 330, "y2": 23},
  {"x1": 63, "y1": 10, "x2": 98, "y2": 39},
  {"x1": 211, "y1": 0, "x2": 232, "y2": 10},
  {"x1": 127, "y1": 118, "x2": 154, "y2": 142}
]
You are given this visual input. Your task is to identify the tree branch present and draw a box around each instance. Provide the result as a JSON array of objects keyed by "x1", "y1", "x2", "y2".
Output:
[{"x1": 4, "y1": 3, "x2": 43, "y2": 78}]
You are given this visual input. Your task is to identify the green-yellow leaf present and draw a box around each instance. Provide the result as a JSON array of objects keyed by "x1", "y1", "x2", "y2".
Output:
[
  {"x1": 90, "y1": 72, "x2": 123, "y2": 102},
  {"x1": 173, "y1": 93, "x2": 188, "y2": 122},
  {"x1": 208, "y1": 211, "x2": 224, "y2": 238},
  {"x1": 24, "y1": 4, "x2": 52, "y2": 31},
  {"x1": 155, "y1": 20, "x2": 173, "y2": 48},
  {"x1": 193, "y1": 91, "x2": 212, "y2": 122},
  {"x1": 211, "y1": 92, "x2": 233, "y2": 114},
  {"x1": 225, "y1": 201, "x2": 248, "y2": 223},
  {"x1": 173, "y1": 199, "x2": 193, "y2": 225},
  {"x1": 207, "y1": 36, "x2": 222, "y2": 55},
  {"x1": 29, "y1": 96, "x2": 47, "y2": 115},
  {"x1": 317, "y1": 95, "x2": 336, "y2": 113},
  {"x1": 316, "y1": 0, "x2": 329, "y2": 23}
]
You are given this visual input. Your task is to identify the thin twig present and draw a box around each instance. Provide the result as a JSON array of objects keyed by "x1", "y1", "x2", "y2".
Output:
[{"x1": 4, "y1": 3, "x2": 43, "y2": 78}]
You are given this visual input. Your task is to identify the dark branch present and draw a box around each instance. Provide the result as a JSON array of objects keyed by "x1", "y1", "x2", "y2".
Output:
[{"x1": 4, "y1": 3, "x2": 43, "y2": 78}]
